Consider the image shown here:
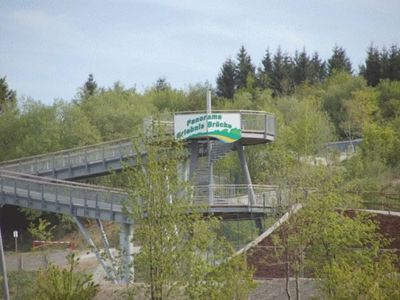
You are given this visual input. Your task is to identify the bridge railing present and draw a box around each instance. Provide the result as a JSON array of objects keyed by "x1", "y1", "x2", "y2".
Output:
[
  {"x1": 0, "y1": 170, "x2": 127, "y2": 210},
  {"x1": 0, "y1": 138, "x2": 136, "y2": 175},
  {"x1": 192, "y1": 184, "x2": 280, "y2": 208}
]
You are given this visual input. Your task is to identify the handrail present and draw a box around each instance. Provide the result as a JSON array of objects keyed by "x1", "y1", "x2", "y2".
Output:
[
  {"x1": 173, "y1": 110, "x2": 275, "y2": 116},
  {"x1": 0, "y1": 170, "x2": 126, "y2": 193},
  {"x1": 0, "y1": 137, "x2": 133, "y2": 166}
]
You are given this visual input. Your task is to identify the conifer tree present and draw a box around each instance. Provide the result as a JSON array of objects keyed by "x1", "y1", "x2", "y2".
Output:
[
  {"x1": 216, "y1": 58, "x2": 236, "y2": 99},
  {"x1": 364, "y1": 45, "x2": 381, "y2": 86},
  {"x1": 327, "y1": 45, "x2": 352, "y2": 75},
  {"x1": 293, "y1": 49, "x2": 310, "y2": 85},
  {"x1": 0, "y1": 76, "x2": 16, "y2": 112},
  {"x1": 257, "y1": 48, "x2": 273, "y2": 89},
  {"x1": 235, "y1": 46, "x2": 255, "y2": 90},
  {"x1": 309, "y1": 52, "x2": 327, "y2": 83},
  {"x1": 79, "y1": 73, "x2": 98, "y2": 100}
]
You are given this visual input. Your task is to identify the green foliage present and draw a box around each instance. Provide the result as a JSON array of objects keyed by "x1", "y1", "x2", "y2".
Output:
[
  {"x1": 0, "y1": 76, "x2": 16, "y2": 112},
  {"x1": 1, "y1": 271, "x2": 37, "y2": 300},
  {"x1": 216, "y1": 58, "x2": 236, "y2": 99},
  {"x1": 35, "y1": 254, "x2": 98, "y2": 300},
  {"x1": 317, "y1": 254, "x2": 400, "y2": 300},
  {"x1": 376, "y1": 79, "x2": 400, "y2": 120},
  {"x1": 327, "y1": 45, "x2": 352, "y2": 75},
  {"x1": 28, "y1": 218, "x2": 55, "y2": 241},
  {"x1": 80, "y1": 83, "x2": 155, "y2": 140},
  {"x1": 125, "y1": 134, "x2": 254, "y2": 299}
]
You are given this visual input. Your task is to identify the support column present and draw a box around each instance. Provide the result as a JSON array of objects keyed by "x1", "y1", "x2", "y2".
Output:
[
  {"x1": 73, "y1": 216, "x2": 117, "y2": 283},
  {"x1": 96, "y1": 219, "x2": 118, "y2": 280},
  {"x1": 208, "y1": 141, "x2": 214, "y2": 206},
  {"x1": 0, "y1": 225, "x2": 10, "y2": 300},
  {"x1": 237, "y1": 143, "x2": 256, "y2": 206},
  {"x1": 119, "y1": 223, "x2": 134, "y2": 284}
]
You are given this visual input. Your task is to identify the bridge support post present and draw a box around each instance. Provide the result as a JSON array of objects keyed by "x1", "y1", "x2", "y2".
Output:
[
  {"x1": 0, "y1": 223, "x2": 10, "y2": 300},
  {"x1": 73, "y1": 216, "x2": 117, "y2": 283},
  {"x1": 237, "y1": 143, "x2": 256, "y2": 206},
  {"x1": 119, "y1": 223, "x2": 134, "y2": 284}
]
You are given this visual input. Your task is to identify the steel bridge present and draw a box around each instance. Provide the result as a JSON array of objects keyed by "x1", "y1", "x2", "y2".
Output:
[{"x1": 0, "y1": 109, "x2": 277, "y2": 283}]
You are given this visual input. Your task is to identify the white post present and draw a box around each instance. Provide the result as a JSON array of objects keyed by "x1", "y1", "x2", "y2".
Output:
[{"x1": 207, "y1": 90, "x2": 214, "y2": 206}]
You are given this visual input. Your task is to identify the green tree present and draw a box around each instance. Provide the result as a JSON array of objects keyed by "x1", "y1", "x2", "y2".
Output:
[
  {"x1": 339, "y1": 87, "x2": 379, "y2": 140},
  {"x1": 125, "y1": 133, "x2": 254, "y2": 299},
  {"x1": 28, "y1": 218, "x2": 55, "y2": 241},
  {"x1": 35, "y1": 254, "x2": 98, "y2": 300},
  {"x1": 216, "y1": 58, "x2": 236, "y2": 99},
  {"x1": 81, "y1": 83, "x2": 155, "y2": 140},
  {"x1": 293, "y1": 49, "x2": 310, "y2": 86},
  {"x1": 309, "y1": 52, "x2": 327, "y2": 84},
  {"x1": 363, "y1": 45, "x2": 381, "y2": 86},
  {"x1": 0, "y1": 76, "x2": 16, "y2": 112},
  {"x1": 327, "y1": 45, "x2": 352, "y2": 76},
  {"x1": 257, "y1": 48, "x2": 273, "y2": 89},
  {"x1": 79, "y1": 73, "x2": 98, "y2": 100},
  {"x1": 235, "y1": 46, "x2": 255, "y2": 91}
]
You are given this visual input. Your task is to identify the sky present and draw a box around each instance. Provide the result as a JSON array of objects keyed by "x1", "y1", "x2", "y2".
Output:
[{"x1": 1, "y1": 0, "x2": 399, "y2": 105}]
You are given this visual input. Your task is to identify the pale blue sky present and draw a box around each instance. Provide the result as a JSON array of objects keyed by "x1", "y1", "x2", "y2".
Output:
[{"x1": 1, "y1": 0, "x2": 399, "y2": 104}]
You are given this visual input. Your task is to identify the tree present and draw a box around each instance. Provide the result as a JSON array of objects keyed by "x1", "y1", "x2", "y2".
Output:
[
  {"x1": 35, "y1": 254, "x2": 98, "y2": 300},
  {"x1": 216, "y1": 58, "x2": 236, "y2": 99},
  {"x1": 235, "y1": 46, "x2": 255, "y2": 91},
  {"x1": 363, "y1": 45, "x2": 381, "y2": 86},
  {"x1": 309, "y1": 52, "x2": 327, "y2": 84},
  {"x1": 79, "y1": 74, "x2": 98, "y2": 100},
  {"x1": 327, "y1": 45, "x2": 352, "y2": 76},
  {"x1": 270, "y1": 47, "x2": 294, "y2": 96},
  {"x1": 153, "y1": 77, "x2": 170, "y2": 92},
  {"x1": 339, "y1": 87, "x2": 379, "y2": 140},
  {"x1": 125, "y1": 133, "x2": 254, "y2": 299},
  {"x1": 293, "y1": 49, "x2": 310, "y2": 86},
  {"x1": 257, "y1": 48, "x2": 273, "y2": 89},
  {"x1": 0, "y1": 76, "x2": 16, "y2": 112}
]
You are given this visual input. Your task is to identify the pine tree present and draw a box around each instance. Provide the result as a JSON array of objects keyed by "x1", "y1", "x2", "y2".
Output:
[
  {"x1": 257, "y1": 48, "x2": 273, "y2": 89},
  {"x1": 328, "y1": 45, "x2": 352, "y2": 75},
  {"x1": 364, "y1": 45, "x2": 381, "y2": 86},
  {"x1": 380, "y1": 47, "x2": 390, "y2": 79},
  {"x1": 0, "y1": 76, "x2": 16, "y2": 112},
  {"x1": 80, "y1": 74, "x2": 98, "y2": 99},
  {"x1": 388, "y1": 44, "x2": 400, "y2": 80},
  {"x1": 309, "y1": 52, "x2": 327, "y2": 83},
  {"x1": 293, "y1": 49, "x2": 310, "y2": 86},
  {"x1": 270, "y1": 47, "x2": 285, "y2": 95},
  {"x1": 235, "y1": 46, "x2": 255, "y2": 90},
  {"x1": 216, "y1": 58, "x2": 236, "y2": 99}
]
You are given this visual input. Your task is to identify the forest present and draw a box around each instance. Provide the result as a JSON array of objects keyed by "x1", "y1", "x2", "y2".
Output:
[{"x1": 1, "y1": 43, "x2": 400, "y2": 299}]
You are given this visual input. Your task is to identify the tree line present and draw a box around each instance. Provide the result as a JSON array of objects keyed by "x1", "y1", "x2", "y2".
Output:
[{"x1": 216, "y1": 44, "x2": 400, "y2": 98}]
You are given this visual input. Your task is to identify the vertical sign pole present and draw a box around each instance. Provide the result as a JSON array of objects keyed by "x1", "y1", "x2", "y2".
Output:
[
  {"x1": 207, "y1": 90, "x2": 214, "y2": 206},
  {"x1": 0, "y1": 226, "x2": 10, "y2": 300},
  {"x1": 13, "y1": 230, "x2": 18, "y2": 253}
]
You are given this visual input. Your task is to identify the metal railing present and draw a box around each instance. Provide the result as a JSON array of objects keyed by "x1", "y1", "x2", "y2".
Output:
[
  {"x1": 0, "y1": 138, "x2": 138, "y2": 175},
  {"x1": 192, "y1": 184, "x2": 280, "y2": 208},
  {"x1": 0, "y1": 170, "x2": 127, "y2": 214}
]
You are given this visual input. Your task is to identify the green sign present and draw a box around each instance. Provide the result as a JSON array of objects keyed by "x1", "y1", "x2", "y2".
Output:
[{"x1": 174, "y1": 113, "x2": 241, "y2": 143}]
